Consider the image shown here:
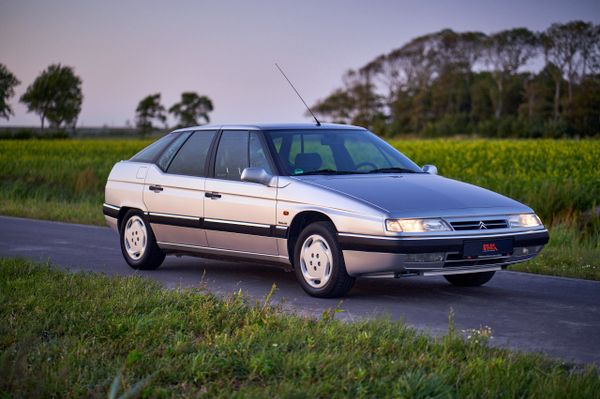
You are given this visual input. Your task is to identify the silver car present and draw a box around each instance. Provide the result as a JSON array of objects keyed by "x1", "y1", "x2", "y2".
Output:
[{"x1": 103, "y1": 123, "x2": 549, "y2": 297}]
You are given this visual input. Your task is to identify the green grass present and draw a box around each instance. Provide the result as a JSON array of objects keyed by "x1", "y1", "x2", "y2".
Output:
[
  {"x1": 1, "y1": 257, "x2": 598, "y2": 398},
  {"x1": 0, "y1": 138, "x2": 150, "y2": 226},
  {"x1": 0, "y1": 138, "x2": 599, "y2": 280}
]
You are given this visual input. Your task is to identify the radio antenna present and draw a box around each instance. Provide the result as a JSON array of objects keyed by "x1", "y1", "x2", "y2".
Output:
[{"x1": 275, "y1": 63, "x2": 321, "y2": 126}]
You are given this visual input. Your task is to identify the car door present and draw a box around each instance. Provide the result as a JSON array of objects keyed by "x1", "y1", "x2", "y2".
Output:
[
  {"x1": 143, "y1": 130, "x2": 217, "y2": 247},
  {"x1": 204, "y1": 130, "x2": 279, "y2": 255}
]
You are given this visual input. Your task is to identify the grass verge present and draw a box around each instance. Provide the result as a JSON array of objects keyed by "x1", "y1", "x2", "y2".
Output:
[{"x1": 1, "y1": 257, "x2": 598, "y2": 398}]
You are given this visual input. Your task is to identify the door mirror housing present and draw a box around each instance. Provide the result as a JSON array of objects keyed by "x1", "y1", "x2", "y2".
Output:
[
  {"x1": 241, "y1": 167, "x2": 275, "y2": 186},
  {"x1": 422, "y1": 164, "x2": 438, "y2": 175}
]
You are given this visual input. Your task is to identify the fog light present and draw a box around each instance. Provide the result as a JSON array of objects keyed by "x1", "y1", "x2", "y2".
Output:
[
  {"x1": 514, "y1": 246, "x2": 543, "y2": 256},
  {"x1": 406, "y1": 253, "x2": 445, "y2": 262}
]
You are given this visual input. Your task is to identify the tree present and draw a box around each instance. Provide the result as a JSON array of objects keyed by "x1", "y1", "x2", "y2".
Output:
[
  {"x1": 543, "y1": 21, "x2": 596, "y2": 118},
  {"x1": 483, "y1": 28, "x2": 539, "y2": 118},
  {"x1": 20, "y1": 64, "x2": 83, "y2": 130},
  {"x1": 310, "y1": 88, "x2": 354, "y2": 124},
  {"x1": 309, "y1": 20, "x2": 599, "y2": 138},
  {"x1": 135, "y1": 93, "x2": 167, "y2": 134},
  {"x1": 519, "y1": 67, "x2": 556, "y2": 122},
  {"x1": 311, "y1": 69, "x2": 384, "y2": 130},
  {"x1": 0, "y1": 64, "x2": 20, "y2": 121},
  {"x1": 590, "y1": 25, "x2": 600, "y2": 73},
  {"x1": 169, "y1": 92, "x2": 213, "y2": 127}
]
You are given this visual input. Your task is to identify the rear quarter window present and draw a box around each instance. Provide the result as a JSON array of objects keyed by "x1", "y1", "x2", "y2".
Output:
[{"x1": 130, "y1": 133, "x2": 178, "y2": 163}]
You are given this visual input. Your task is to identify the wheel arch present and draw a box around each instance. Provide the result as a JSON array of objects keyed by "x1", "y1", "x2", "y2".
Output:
[
  {"x1": 287, "y1": 211, "x2": 336, "y2": 267},
  {"x1": 117, "y1": 206, "x2": 141, "y2": 231}
]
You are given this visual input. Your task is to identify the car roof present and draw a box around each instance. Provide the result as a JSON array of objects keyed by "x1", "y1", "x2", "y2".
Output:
[{"x1": 172, "y1": 122, "x2": 367, "y2": 133}]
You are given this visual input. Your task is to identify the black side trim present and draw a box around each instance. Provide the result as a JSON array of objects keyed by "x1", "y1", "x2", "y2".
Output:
[
  {"x1": 147, "y1": 213, "x2": 289, "y2": 238},
  {"x1": 272, "y1": 226, "x2": 288, "y2": 239},
  {"x1": 148, "y1": 214, "x2": 203, "y2": 228},
  {"x1": 338, "y1": 231, "x2": 550, "y2": 254},
  {"x1": 102, "y1": 205, "x2": 119, "y2": 218},
  {"x1": 202, "y1": 220, "x2": 272, "y2": 237}
]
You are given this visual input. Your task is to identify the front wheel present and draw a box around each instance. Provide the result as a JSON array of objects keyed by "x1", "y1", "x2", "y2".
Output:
[
  {"x1": 293, "y1": 221, "x2": 355, "y2": 298},
  {"x1": 119, "y1": 210, "x2": 165, "y2": 270},
  {"x1": 444, "y1": 271, "x2": 495, "y2": 287}
]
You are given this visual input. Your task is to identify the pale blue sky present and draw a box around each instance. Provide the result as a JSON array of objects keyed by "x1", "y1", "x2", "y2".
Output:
[{"x1": 1, "y1": 0, "x2": 599, "y2": 127}]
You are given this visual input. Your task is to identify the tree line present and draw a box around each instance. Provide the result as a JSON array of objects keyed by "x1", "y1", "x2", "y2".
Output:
[
  {"x1": 311, "y1": 21, "x2": 600, "y2": 137},
  {"x1": 135, "y1": 92, "x2": 213, "y2": 134},
  {"x1": 0, "y1": 63, "x2": 214, "y2": 134}
]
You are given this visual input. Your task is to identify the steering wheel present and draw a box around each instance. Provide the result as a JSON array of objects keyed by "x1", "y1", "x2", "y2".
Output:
[{"x1": 355, "y1": 161, "x2": 378, "y2": 171}]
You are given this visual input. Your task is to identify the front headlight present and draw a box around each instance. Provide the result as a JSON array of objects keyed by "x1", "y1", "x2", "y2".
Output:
[
  {"x1": 508, "y1": 214, "x2": 542, "y2": 228},
  {"x1": 386, "y1": 218, "x2": 452, "y2": 233}
]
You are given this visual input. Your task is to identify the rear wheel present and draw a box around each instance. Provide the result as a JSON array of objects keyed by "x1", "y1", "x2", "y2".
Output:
[
  {"x1": 293, "y1": 221, "x2": 355, "y2": 298},
  {"x1": 444, "y1": 271, "x2": 495, "y2": 287},
  {"x1": 119, "y1": 210, "x2": 165, "y2": 270}
]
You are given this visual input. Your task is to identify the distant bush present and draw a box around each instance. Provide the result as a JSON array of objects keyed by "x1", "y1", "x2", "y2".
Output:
[{"x1": 0, "y1": 128, "x2": 69, "y2": 140}]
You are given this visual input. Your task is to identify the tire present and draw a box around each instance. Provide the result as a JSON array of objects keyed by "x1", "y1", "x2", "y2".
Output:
[
  {"x1": 293, "y1": 221, "x2": 355, "y2": 298},
  {"x1": 119, "y1": 210, "x2": 165, "y2": 270},
  {"x1": 444, "y1": 271, "x2": 495, "y2": 287}
]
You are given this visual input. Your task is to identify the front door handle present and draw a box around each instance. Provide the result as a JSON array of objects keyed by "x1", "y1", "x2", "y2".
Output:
[
  {"x1": 149, "y1": 185, "x2": 163, "y2": 193},
  {"x1": 205, "y1": 192, "x2": 221, "y2": 199}
]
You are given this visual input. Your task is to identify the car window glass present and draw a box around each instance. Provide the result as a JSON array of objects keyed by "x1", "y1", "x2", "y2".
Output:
[
  {"x1": 271, "y1": 136, "x2": 283, "y2": 152},
  {"x1": 249, "y1": 132, "x2": 273, "y2": 174},
  {"x1": 130, "y1": 133, "x2": 176, "y2": 163},
  {"x1": 166, "y1": 131, "x2": 216, "y2": 177},
  {"x1": 344, "y1": 134, "x2": 392, "y2": 171},
  {"x1": 288, "y1": 134, "x2": 335, "y2": 172},
  {"x1": 264, "y1": 130, "x2": 421, "y2": 175},
  {"x1": 157, "y1": 132, "x2": 191, "y2": 171},
  {"x1": 214, "y1": 131, "x2": 249, "y2": 180}
]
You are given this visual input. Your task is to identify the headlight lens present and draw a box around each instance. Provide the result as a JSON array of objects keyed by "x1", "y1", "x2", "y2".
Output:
[
  {"x1": 508, "y1": 214, "x2": 542, "y2": 228},
  {"x1": 386, "y1": 218, "x2": 452, "y2": 233}
]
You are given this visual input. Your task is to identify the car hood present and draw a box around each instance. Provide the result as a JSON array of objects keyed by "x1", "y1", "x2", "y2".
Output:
[{"x1": 295, "y1": 174, "x2": 530, "y2": 216}]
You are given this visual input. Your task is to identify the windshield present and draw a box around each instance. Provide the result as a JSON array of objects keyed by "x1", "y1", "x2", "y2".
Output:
[{"x1": 263, "y1": 129, "x2": 423, "y2": 176}]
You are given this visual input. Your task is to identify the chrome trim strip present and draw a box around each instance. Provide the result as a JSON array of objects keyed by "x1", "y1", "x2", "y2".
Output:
[
  {"x1": 338, "y1": 229, "x2": 548, "y2": 241},
  {"x1": 148, "y1": 212, "x2": 199, "y2": 221},
  {"x1": 103, "y1": 203, "x2": 120, "y2": 211},
  {"x1": 275, "y1": 225, "x2": 288, "y2": 230},
  {"x1": 204, "y1": 218, "x2": 270, "y2": 228},
  {"x1": 157, "y1": 241, "x2": 289, "y2": 260}
]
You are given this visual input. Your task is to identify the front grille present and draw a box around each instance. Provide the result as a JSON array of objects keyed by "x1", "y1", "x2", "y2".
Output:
[{"x1": 450, "y1": 219, "x2": 508, "y2": 231}]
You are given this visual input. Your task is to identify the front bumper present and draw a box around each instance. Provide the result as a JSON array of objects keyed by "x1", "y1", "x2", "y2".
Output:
[{"x1": 338, "y1": 229, "x2": 549, "y2": 276}]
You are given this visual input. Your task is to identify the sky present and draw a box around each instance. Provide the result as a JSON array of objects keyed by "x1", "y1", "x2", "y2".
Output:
[{"x1": 1, "y1": 0, "x2": 599, "y2": 127}]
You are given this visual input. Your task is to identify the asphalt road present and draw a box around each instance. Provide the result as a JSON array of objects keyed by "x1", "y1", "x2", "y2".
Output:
[{"x1": 1, "y1": 215, "x2": 599, "y2": 366}]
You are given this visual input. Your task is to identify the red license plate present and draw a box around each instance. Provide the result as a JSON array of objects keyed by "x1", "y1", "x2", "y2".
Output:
[{"x1": 463, "y1": 239, "x2": 513, "y2": 257}]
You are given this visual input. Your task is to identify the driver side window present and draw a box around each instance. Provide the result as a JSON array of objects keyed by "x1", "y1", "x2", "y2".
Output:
[
  {"x1": 214, "y1": 131, "x2": 273, "y2": 181},
  {"x1": 249, "y1": 132, "x2": 273, "y2": 174}
]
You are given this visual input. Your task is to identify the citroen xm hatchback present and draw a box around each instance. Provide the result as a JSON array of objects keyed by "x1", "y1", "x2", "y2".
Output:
[{"x1": 103, "y1": 124, "x2": 549, "y2": 297}]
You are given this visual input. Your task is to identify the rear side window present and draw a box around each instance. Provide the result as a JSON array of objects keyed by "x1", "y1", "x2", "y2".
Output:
[
  {"x1": 157, "y1": 132, "x2": 191, "y2": 171},
  {"x1": 214, "y1": 131, "x2": 249, "y2": 180},
  {"x1": 167, "y1": 131, "x2": 217, "y2": 177},
  {"x1": 130, "y1": 133, "x2": 176, "y2": 163}
]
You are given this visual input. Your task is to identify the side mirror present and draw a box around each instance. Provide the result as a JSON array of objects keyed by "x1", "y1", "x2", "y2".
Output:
[
  {"x1": 241, "y1": 167, "x2": 274, "y2": 186},
  {"x1": 422, "y1": 164, "x2": 438, "y2": 175}
]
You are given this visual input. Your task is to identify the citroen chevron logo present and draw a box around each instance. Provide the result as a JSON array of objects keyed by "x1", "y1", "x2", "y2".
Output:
[{"x1": 479, "y1": 221, "x2": 488, "y2": 229}]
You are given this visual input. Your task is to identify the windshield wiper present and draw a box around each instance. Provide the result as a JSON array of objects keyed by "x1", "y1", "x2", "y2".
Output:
[
  {"x1": 295, "y1": 169, "x2": 358, "y2": 176},
  {"x1": 367, "y1": 167, "x2": 420, "y2": 174}
]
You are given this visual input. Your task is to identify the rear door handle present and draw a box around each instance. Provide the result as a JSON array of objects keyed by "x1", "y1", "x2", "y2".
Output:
[
  {"x1": 149, "y1": 185, "x2": 163, "y2": 193},
  {"x1": 205, "y1": 192, "x2": 221, "y2": 199}
]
